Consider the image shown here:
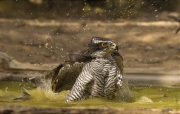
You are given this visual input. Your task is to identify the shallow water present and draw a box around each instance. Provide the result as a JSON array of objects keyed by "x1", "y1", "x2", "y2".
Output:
[{"x1": 0, "y1": 81, "x2": 179, "y2": 109}]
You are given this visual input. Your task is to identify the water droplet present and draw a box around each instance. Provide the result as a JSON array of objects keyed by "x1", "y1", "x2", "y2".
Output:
[
  {"x1": 45, "y1": 43, "x2": 48, "y2": 48},
  {"x1": 5, "y1": 87, "x2": 8, "y2": 92}
]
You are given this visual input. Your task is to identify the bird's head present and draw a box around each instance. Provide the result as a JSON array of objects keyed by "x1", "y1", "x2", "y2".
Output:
[{"x1": 88, "y1": 37, "x2": 118, "y2": 58}]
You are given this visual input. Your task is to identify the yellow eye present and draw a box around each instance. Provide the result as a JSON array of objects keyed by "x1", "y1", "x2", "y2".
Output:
[{"x1": 101, "y1": 43, "x2": 106, "y2": 47}]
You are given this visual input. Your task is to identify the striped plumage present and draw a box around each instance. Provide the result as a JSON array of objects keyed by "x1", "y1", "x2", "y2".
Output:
[{"x1": 65, "y1": 37, "x2": 123, "y2": 102}]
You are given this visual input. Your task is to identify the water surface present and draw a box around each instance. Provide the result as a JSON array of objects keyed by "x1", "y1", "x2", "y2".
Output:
[{"x1": 0, "y1": 81, "x2": 179, "y2": 109}]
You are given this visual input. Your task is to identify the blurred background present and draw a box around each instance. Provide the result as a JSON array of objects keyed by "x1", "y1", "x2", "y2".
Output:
[{"x1": 0, "y1": 0, "x2": 180, "y2": 70}]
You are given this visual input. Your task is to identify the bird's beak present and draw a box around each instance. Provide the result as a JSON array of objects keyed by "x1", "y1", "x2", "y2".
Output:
[{"x1": 111, "y1": 43, "x2": 118, "y2": 50}]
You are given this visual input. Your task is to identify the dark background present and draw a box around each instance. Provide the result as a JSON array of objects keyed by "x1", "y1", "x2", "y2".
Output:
[{"x1": 0, "y1": 0, "x2": 179, "y2": 19}]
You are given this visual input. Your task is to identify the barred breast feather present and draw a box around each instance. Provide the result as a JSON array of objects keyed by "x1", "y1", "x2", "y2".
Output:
[{"x1": 66, "y1": 57, "x2": 123, "y2": 102}]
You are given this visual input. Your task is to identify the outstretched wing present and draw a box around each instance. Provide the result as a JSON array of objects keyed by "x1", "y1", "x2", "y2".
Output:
[
  {"x1": 42, "y1": 50, "x2": 93, "y2": 93},
  {"x1": 51, "y1": 62, "x2": 85, "y2": 92}
]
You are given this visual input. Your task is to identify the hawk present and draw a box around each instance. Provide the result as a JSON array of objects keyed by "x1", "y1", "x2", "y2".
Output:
[{"x1": 39, "y1": 37, "x2": 132, "y2": 102}]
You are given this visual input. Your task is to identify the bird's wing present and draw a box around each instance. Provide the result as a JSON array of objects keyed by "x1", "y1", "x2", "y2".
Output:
[
  {"x1": 51, "y1": 62, "x2": 85, "y2": 92},
  {"x1": 42, "y1": 50, "x2": 93, "y2": 93},
  {"x1": 111, "y1": 50, "x2": 123, "y2": 74},
  {"x1": 112, "y1": 50, "x2": 135, "y2": 102},
  {"x1": 111, "y1": 50, "x2": 126, "y2": 90}
]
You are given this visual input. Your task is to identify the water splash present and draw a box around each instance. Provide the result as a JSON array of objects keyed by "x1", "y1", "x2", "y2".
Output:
[{"x1": 25, "y1": 87, "x2": 68, "y2": 101}]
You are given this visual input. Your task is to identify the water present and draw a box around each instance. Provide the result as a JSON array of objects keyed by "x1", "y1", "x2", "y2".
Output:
[{"x1": 0, "y1": 81, "x2": 179, "y2": 109}]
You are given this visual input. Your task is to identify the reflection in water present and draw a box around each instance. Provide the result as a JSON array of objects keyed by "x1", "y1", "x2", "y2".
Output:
[{"x1": 0, "y1": 81, "x2": 179, "y2": 109}]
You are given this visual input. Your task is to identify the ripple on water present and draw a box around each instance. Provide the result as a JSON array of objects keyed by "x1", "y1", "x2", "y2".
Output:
[{"x1": 0, "y1": 81, "x2": 179, "y2": 109}]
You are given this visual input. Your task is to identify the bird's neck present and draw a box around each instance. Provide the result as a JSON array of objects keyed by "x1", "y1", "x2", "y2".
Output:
[
  {"x1": 91, "y1": 49, "x2": 114, "y2": 58},
  {"x1": 96, "y1": 55, "x2": 114, "y2": 61}
]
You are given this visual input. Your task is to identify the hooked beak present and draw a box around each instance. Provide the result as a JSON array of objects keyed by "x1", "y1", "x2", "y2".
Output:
[{"x1": 111, "y1": 43, "x2": 118, "y2": 50}]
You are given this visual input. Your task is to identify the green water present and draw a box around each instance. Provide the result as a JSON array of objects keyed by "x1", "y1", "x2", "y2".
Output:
[{"x1": 0, "y1": 81, "x2": 179, "y2": 109}]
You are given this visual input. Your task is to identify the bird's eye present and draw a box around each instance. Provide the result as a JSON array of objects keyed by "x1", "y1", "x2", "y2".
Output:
[{"x1": 101, "y1": 43, "x2": 106, "y2": 47}]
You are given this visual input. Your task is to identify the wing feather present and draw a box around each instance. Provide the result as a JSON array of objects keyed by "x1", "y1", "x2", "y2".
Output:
[
  {"x1": 112, "y1": 50, "x2": 136, "y2": 102},
  {"x1": 42, "y1": 50, "x2": 94, "y2": 93},
  {"x1": 51, "y1": 62, "x2": 85, "y2": 92},
  {"x1": 111, "y1": 50, "x2": 123, "y2": 74}
]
